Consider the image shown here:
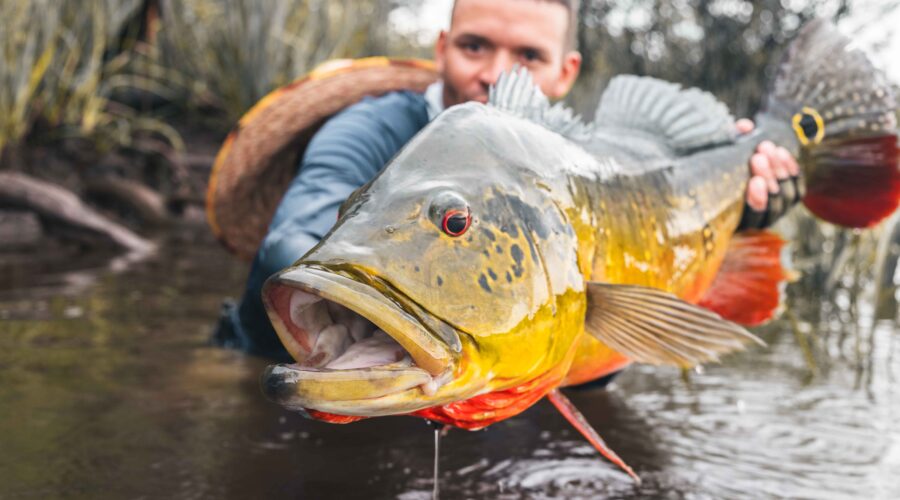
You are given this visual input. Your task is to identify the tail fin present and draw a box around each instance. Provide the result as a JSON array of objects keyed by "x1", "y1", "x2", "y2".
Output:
[{"x1": 757, "y1": 20, "x2": 899, "y2": 228}]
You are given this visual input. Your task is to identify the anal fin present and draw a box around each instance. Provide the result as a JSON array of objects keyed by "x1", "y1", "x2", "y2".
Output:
[
  {"x1": 698, "y1": 230, "x2": 793, "y2": 326},
  {"x1": 546, "y1": 389, "x2": 641, "y2": 484}
]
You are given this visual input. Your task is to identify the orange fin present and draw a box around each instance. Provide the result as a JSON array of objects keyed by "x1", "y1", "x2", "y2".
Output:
[
  {"x1": 699, "y1": 230, "x2": 791, "y2": 326},
  {"x1": 546, "y1": 389, "x2": 641, "y2": 484}
]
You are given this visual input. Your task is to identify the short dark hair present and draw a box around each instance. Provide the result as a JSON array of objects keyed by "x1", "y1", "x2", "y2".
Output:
[{"x1": 450, "y1": 0, "x2": 580, "y2": 52}]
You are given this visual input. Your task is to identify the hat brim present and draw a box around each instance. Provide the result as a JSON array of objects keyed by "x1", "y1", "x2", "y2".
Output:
[{"x1": 206, "y1": 57, "x2": 438, "y2": 260}]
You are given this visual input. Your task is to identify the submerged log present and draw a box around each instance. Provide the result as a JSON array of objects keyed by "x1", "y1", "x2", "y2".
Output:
[
  {"x1": 0, "y1": 172, "x2": 155, "y2": 254},
  {"x1": 83, "y1": 176, "x2": 168, "y2": 227}
]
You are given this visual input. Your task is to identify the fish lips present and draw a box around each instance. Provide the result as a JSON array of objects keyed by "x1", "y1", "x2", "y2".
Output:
[{"x1": 260, "y1": 265, "x2": 460, "y2": 414}]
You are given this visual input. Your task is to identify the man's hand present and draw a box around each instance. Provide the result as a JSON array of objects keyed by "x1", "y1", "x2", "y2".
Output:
[{"x1": 736, "y1": 118, "x2": 802, "y2": 229}]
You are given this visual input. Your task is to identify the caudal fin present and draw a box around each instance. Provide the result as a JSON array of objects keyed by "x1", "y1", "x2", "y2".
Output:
[{"x1": 758, "y1": 20, "x2": 899, "y2": 228}]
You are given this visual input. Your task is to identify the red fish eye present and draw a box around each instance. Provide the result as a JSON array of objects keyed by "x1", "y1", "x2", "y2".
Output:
[{"x1": 442, "y1": 209, "x2": 471, "y2": 237}]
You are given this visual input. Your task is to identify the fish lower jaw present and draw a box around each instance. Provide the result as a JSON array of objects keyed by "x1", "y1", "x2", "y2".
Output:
[
  {"x1": 262, "y1": 271, "x2": 457, "y2": 407},
  {"x1": 262, "y1": 363, "x2": 457, "y2": 414},
  {"x1": 266, "y1": 360, "x2": 458, "y2": 414}
]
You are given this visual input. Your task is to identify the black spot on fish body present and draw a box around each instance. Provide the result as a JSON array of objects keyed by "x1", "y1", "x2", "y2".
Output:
[
  {"x1": 511, "y1": 244, "x2": 524, "y2": 267},
  {"x1": 499, "y1": 224, "x2": 519, "y2": 238},
  {"x1": 506, "y1": 271, "x2": 512, "y2": 283},
  {"x1": 437, "y1": 276, "x2": 443, "y2": 286},
  {"x1": 482, "y1": 229, "x2": 496, "y2": 242},
  {"x1": 495, "y1": 245, "x2": 503, "y2": 254},
  {"x1": 478, "y1": 274, "x2": 492, "y2": 293},
  {"x1": 483, "y1": 250, "x2": 490, "y2": 258},
  {"x1": 486, "y1": 192, "x2": 552, "y2": 239},
  {"x1": 414, "y1": 266, "x2": 420, "y2": 273},
  {"x1": 510, "y1": 244, "x2": 525, "y2": 278},
  {"x1": 488, "y1": 268, "x2": 497, "y2": 281}
]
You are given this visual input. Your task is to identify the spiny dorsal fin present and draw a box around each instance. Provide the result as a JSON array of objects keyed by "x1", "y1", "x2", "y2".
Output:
[
  {"x1": 594, "y1": 75, "x2": 736, "y2": 154},
  {"x1": 488, "y1": 66, "x2": 593, "y2": 141},
  {"x1": 585, "y1": 282, "x2": 764, "y2": 368}
]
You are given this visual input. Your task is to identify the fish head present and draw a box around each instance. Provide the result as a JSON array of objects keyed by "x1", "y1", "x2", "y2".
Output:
[{"x1": 261, "y1": 103, "x2": 594, "y2": 419}]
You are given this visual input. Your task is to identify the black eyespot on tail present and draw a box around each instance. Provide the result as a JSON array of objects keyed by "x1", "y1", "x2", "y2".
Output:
[{"x1": 792, "y1": 107, "x2": 825, "y2": 145}]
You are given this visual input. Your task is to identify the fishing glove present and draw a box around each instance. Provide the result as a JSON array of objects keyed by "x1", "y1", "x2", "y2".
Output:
[{"x1": 737, "y1": 174, "x2": 805, "y2": 230}]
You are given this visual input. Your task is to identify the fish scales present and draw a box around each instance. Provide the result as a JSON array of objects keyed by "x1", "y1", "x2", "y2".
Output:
[{"x1": 259, "y1": 22, "x2": 899, "y2": 451}]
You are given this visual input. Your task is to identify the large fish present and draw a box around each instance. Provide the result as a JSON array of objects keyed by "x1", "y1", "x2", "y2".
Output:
[{"x1": 259, "y1": 21, "x2": 898, "y2": 478}]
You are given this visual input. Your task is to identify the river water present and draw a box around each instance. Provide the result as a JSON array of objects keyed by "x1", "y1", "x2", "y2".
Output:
[{"x1": 1, "y1": 221, "x2": 898, "y2": 499}]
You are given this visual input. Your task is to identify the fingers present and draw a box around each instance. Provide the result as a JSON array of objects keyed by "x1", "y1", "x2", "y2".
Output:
[
  {"x1": 776, "y1": 145, "x2": 799, "y2": 177},
  {"x1": 738, "y1": 177, "x2": 768, "y2": 230},
  {"x1": 735, "y1": 118, "x2": 754, "y2": 134},
  {"x1": 750, "y1": 150, "x2": 779, "y2": 193},
  {"x1": 746, "y1": 176, "x2": 768, "y2": 212},
  {"x1": 759, "y1": 141, "x2": 789, "y2": 180},
  {"x1": 738, "y1": 141, "x2": 803, "y2": 231}
]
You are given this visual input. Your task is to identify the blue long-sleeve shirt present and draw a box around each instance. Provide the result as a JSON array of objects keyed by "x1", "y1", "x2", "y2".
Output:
[{"x1": 231, "y1": 90, "x2": 431, "y2": 358}]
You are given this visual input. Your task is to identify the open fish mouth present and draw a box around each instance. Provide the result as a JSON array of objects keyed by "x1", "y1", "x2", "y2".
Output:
[{"x1": 260, "y1": 265, "x2": 459, "y2": 413}]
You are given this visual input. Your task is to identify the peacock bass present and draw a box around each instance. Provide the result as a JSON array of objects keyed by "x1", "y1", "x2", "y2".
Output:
[{"x1": 259, "y1": 21, "x2": 899, "y2": 480}]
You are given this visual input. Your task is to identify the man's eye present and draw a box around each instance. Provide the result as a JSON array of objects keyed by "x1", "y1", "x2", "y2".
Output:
[
  {"x1": 522, "y1": 50, "x2": 540, "y2": 62},
  {"x1": 463, "y1": 42, "x2": 482, "y2": 53}
]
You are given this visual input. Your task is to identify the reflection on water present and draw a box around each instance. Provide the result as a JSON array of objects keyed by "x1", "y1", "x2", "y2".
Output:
[{"x1": 1, "y1": 222, "x2": 898, "y2": 499}]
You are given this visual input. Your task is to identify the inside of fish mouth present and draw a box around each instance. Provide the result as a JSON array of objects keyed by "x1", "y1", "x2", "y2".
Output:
[{"x1": 274, "y1": 287, "x2": 417, "y2": 371}]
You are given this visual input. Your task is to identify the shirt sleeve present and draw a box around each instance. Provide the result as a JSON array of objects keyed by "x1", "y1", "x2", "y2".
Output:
[{"x1": 235, "y1": 91, "x2": 428, "y2": 353}]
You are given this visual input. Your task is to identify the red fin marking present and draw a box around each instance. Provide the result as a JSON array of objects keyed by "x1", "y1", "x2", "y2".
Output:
[
  {"x1": 306, "y1": 410, "x2": 367, "y2": 424},
  {"x1": 803, "y1": 135, "x2": 900, "y2": 228},
  {"x1": 546, "y1": 389, "x2": 641, "y2": 484},
  {"x1": 412, "y1": 369, "x2": 561, "y2": 430},
  {"x1": 698, "y1": 231, "x2": 789, "y2": 326}
]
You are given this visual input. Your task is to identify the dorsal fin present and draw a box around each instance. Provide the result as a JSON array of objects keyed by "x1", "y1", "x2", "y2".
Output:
[
  {"x1": 594, "y1": 75, "x2": 736, "y2": 154},
  {"x1": 488, "y1": 66, "x2": 594, "y2": 141}
]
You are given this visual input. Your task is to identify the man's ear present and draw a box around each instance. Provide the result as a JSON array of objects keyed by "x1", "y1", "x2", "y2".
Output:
[
  {"x1": 435, "y1": 30, "x2": 449, "y2": 74},
  {"x1": 552, "y1": 51, "x2": 582, "y2": 98}
]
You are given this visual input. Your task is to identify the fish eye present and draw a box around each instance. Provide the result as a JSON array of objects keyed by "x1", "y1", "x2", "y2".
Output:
[
  {"x1": 442, "y1": 209, "x2": 471, "y2": 237},
  {"x1": 429, "y1": 191, "x2": 471, "y2": 237},
  {"x1": 792, "y1": 106, "x2": 824, "y2": 145}
]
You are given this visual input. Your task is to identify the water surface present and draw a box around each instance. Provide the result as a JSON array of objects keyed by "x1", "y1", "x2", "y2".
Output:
[{"x1": 1, "y1": 224, "x2": 897, "y2": 499}]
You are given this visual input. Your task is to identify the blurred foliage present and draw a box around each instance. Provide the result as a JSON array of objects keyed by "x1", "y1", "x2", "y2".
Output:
[
  {"x1": 776, "y1": 208, "x2": 900, "y2": 381},
  {"x1": 570, "y1": 0, "x2": 859, "y2": 118},
  {"x1": 153, "y1": 0, "x2": 397, "y2": 125},
  {"x1": 0, "y1": 0, "x2": 182, "y2": 164}
]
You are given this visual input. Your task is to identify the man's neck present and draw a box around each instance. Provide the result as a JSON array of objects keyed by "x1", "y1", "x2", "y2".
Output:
[{"x1": 424, "y1": 81, "x2": 445, "y2": 121}]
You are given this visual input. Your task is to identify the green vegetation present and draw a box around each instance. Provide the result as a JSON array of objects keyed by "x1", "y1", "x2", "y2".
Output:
[
  {"x1": 155, "y1": 0, "x2": 392, "y2": 124},
  {"x1": 0, "y1": 0, "x2": 399, "y2": 165},
  {"x1": 0, "y1": 0, "x2": 185, "y2": 164}
]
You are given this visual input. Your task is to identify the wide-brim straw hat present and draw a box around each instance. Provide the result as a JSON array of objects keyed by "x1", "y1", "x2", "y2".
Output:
[{"x1": 206, "y1": 57, "x2": 438, "y2": 260}]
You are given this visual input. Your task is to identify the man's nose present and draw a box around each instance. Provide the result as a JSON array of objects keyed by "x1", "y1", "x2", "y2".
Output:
[{"x1": 477, "y1": 51, "x2": 516, "y2": 88}]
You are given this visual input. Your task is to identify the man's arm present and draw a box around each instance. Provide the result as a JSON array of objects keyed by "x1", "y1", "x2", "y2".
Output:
[{"x1": 231, "y1": 91, "x2": 429, "y2": 357}]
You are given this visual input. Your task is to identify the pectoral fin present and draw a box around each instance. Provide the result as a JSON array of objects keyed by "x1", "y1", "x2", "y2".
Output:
[{"x1": 585, "y1": 282, "x2": 764, "y2": 368}]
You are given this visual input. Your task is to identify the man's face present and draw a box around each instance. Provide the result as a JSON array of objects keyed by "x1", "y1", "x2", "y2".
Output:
[{"x1": 435, "y1": 0, "x2": 581, "y2": 108}]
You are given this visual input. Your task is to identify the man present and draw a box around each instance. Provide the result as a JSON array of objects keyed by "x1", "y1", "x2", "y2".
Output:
[{"x1": 214, "y1": 0, "x2": 799, "y2": 359}]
